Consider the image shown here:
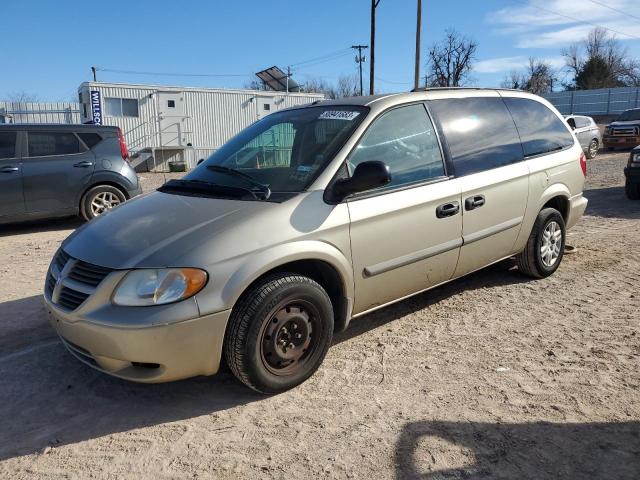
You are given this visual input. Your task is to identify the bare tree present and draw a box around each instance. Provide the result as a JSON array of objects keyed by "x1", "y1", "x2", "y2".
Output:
[
  {"x1": 302, "y1": 77, "x2": 337, "y2": 99},
  {"x1": 6, "y1": 90, "x2": 40, "y2": 102},
  {"x1": 562, "y1": 27, "x2": 640, "y2": 89},
  {"x1": 501, "y1": 70, "x2": 525, "y2": 90},
  {"x1": 243, "y1": 79, "x2": 269, "y2": 91},
  {"x1": 335, "y1": 74, "x2": 359, "y2": 98},
  {"x1": 426, "y1": 29, "x2": 477, "y2": 87}
]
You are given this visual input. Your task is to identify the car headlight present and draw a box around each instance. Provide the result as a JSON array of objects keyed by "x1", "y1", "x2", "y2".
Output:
[
  {"x1": 604, "y1": 127, "x2": 611, "y2": 135},
  {"x1": 112, "y1": 268, "x2": 208, "y2": 306},
  {"x1": 631, "y1": 153, "x2": 640, "y2": 166}
]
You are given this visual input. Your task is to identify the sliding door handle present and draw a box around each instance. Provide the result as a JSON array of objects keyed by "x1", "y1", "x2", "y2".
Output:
[
  {"x1": 465, "y1": 195, "x2": 485, "y2": 211},
  {"x1": 436, "y1": 201, "x2": 460, "y2": 218},
  {"x1": 0, "y1": 166, "x2": 19, "y2": 173}
]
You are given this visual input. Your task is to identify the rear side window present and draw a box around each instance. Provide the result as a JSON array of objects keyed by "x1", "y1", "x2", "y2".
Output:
[
  {"x1": 0, "y1": 132, "x2": 17, "y2": 159},
  {"x1": 575, "y1": 117, "x2": 590, "y2": 128},
  {"x1": 28, "y1": 132, "x2": 82, "y2": 157},
  {"x1": 429, "y1": 97, "x2": 523, "y2": 176},
  {"x1": 503, "y1": 98, "x2": 574, "y2": 158},
  {"x1": 77, "y1": 132, "x2": 102, "y2": 149},
  {"x1": 348, "y1": 104, "x2": 446, "y2": 190}
]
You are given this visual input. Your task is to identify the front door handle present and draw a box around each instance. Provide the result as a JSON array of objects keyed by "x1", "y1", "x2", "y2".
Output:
[
  {"x1": 465, "y1": 195, "x2": 485, "y2": 211},
  {"x1": 0, "y1": 166, "x2": 19, "y2": 173},
  {"x1": 436, "y1": 201, "x2": 460, "y2": 218},
  {"x1": 73, "y1": 161, "x2": 94, "y2": 168}
]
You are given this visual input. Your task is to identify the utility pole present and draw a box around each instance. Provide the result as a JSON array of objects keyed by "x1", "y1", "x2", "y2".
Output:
[
  {"x1": 91, "y1": 66, "x2": 97, "y2": 82},
  {"x1": 414, "y1": 0, "x2": 422, "y2": 91},
  {"x1": 370, "y1": 0, "x2": 381, "y2": 95},
  {"x1": 351, "y1": 45, "x2": 368, "y2": 96}
]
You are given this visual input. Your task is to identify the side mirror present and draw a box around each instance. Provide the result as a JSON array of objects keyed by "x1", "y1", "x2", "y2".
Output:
[
  {"x1": 327, "y1": 160, "x2": 391, "y2": 203},
  {"x1": 197, "y1": 158, "x2": 205, "y2": 165}
]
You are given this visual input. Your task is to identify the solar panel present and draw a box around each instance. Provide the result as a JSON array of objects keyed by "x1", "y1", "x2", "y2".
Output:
[{"x1": 255, "y1": 66, "x2": 300, "y2": 92}]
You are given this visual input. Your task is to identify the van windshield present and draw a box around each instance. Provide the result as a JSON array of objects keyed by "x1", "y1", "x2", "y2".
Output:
[
  {"x1": 617, "y1": 109, "x2": 640, "y2": 121},
  {"x1": 182, "y1": 105, "x2": 368, "y2": 200}
]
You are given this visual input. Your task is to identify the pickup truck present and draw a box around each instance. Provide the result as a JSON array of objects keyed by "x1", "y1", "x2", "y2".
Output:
[{"x1": 603, "y1": 108, "x2": 640, "y2": 150}]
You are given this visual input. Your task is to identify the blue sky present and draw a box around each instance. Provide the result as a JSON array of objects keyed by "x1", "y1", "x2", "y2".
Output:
[{"x1": 2, "y1": 0, "x2": 639, "y2": 101}]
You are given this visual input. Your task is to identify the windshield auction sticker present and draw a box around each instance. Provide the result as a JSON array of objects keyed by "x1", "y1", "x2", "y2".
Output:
[{"x1": 318, "y1": 111, "x2": 360, "y2": 121}]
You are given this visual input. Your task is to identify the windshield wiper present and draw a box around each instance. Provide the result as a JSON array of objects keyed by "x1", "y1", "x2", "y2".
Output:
[
  {"x1": 159, "y1": 179, "x2": 259, "y2": 200},
  {"x1": 206, "y1": 165, "x2": 271, "y2": 199}
]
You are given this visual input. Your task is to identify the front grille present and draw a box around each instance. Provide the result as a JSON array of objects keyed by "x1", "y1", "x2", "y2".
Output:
[
  {"x1": 58, "y1": 287, "x2": 90, "y2": 311},
  {"x1": 68, "y1": 260, "x2": 113, "y2": 287},
  {"x1": 47, "y1": 249, "x2": 114, "y2": 312},
  {"x1": 612, "y1": 126, "x2": 640, "y2": 136}
]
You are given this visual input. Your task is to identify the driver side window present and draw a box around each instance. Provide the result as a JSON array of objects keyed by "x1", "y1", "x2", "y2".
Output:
[{"x1": 347, "y1": 104, "x2": 445, "y2": 190}]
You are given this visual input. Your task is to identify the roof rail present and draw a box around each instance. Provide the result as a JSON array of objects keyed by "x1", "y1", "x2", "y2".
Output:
[{"x1": 410, "y1": 86, "x2": 523, "y2": 93}]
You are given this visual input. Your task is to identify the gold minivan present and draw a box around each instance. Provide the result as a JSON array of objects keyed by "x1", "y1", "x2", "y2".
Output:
[{"x1": 45, "y1": 89, "x2": 588, "y2": 393}]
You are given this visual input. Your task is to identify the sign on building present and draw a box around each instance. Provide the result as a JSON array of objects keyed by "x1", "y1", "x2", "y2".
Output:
[{"x1": 90, "y1": 90, "x2": 102, "y2": 125}]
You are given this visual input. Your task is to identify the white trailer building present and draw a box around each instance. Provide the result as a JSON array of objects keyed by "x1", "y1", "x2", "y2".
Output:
[{"x1": 76, "y1": 82, "x2": 323, "y2": 172}]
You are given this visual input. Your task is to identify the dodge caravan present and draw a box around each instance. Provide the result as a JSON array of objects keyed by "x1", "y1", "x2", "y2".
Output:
[{"x1": 45, "y1": 89, "x2": 588, "y2": 393}]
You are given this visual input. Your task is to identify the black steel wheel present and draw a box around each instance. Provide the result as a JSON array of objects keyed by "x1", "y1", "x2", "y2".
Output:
[{"x1": 224, "y1": 273, "x2": 334, "y2": 394}]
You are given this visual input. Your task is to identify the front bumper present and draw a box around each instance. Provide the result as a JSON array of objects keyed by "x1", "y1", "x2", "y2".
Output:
[
  {"x1": 566, "y1": 193, "x2": 588, "y2": 229},
  {"x1": 45, "y1": 297, "x2": 231, "y2": 383},
  {"x1": 603, "y1": 136, "x2": 640, "y2": 148}
]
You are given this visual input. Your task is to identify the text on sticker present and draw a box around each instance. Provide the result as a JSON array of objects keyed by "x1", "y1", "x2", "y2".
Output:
[{"x1": 318, "y1": 111, "x2": 360, "y2": 121}]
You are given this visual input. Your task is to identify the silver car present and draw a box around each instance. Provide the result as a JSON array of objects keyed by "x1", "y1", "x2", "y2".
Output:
[
  {"x1": 565, "y1": 115, "x2": 601, "y2": 159},
  {"x1": 45, "y1": 89, "x2": 588, "y2": 393}
]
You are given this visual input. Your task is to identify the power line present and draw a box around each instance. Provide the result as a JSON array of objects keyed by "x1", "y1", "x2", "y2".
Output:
[
  {"x1": 291, "y1": 52, "x2": 353, "y2": 73},
  {"x1": 584, "y1": 0, "x2": 640, "y2": 24},
  {"x1": 515, "y1": 0, "x2": 640, "y2": 41},
  {"x1": 289, "y1": 48, "x2": 352, "y2": 68},
  {"x1": 375, "y1": 76, "x2": 412, "y2": 85},
  {"x1": 95, "y1": 68, "x2": 249, "y2": 78}
]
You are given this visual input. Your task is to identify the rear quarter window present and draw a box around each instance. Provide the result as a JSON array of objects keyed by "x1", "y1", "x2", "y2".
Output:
[
  {"x1": 27, "y1": 132, "x2": 83, "y2": 157},
  {"x1": 503, "y1": 97, "x2": 574, "y2": 158},
  {"x1": 77, "y1": 132, "x2": 102, "y2": 149},
  {"x1": 428, "y1": 97, "x2": 523, "y2": 177}
]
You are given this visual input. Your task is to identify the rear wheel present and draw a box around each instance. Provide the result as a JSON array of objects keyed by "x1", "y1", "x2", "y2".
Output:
[
  {"x1": 80, "y1": 185, "x2": 126, "y2": 221},
  {"x1": 224, "y1": 273, "x2": 334, "y2": 394},
  {"x1": 626, "y1": 181, "x2": 640, "y2": 200},
  {"x1": 516, "y1": 208, "x2": 566, "y2": 279},
  {"x1": 586, "y1": 139, "x2": 599, "y2": 159}
]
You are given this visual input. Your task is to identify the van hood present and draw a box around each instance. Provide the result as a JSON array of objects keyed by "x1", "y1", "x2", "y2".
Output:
[
  {"x1": 609, "y1": 120, "x2": 640, "y2": 127},
  {"x1": 62, "y1": 191, "x2": 273, "y2": 269}
]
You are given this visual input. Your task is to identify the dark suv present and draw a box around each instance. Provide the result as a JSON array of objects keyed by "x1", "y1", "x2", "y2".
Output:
[
  {"x1": 625, "y1": 146, "x2": 640, "y2": 200},
  {"x1": 0, "y1": 124, "x2": 141, "y2": 224}
]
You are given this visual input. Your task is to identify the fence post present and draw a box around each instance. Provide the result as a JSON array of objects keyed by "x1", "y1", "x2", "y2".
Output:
[
  {"x1": 570, "y1": 90, "x2": 575, "y2": 114},
  {"x1": 636, "y1": 87, "x2": 639, "y2": 108},
  {"x1": 606, "y1": 89, "x2": 611, "y2": 114}
]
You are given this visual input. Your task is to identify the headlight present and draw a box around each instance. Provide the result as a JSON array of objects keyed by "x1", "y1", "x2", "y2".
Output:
[
  {"x1": 112, "y1": 268, "x2": 208, "y2": 306},
  {"x1": 631, "y1": 153, "x2": 640, "y2": 166},
  {"x1": 604, "y1": 127, "x2": 611, "y2": 135}
]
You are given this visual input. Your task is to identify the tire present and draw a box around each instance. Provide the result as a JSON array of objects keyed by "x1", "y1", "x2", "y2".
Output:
[
  {"x1": 586, "y1": 139, "x2": 599, "y2": 159},
  {"x1": 224, "y1": 273, "x2": 334, "y2": 394},
  {"x1": 626, "y1": 181, "x2": 640, "y2": 200},
  {"x1": 80, "y1": 185, "x2": 126, "y2": 221},
  {"x1": 516, "y1": 208, "x2": 566, "y2": 279}
]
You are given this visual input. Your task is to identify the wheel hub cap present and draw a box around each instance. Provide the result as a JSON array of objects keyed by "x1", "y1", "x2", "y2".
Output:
[
  {"x1": 91, "y1": 192, "x2": 121, "y2": 216},
  {"x1": 541, "y1": 220, "x2": 562, "y2": 267},
  {"x1": 262, "y1": 305, "x2": 313, "y2": 373}
]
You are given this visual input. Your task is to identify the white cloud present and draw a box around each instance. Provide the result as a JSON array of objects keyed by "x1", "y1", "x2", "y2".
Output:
[
  {"x1": 475, "y1": 56, "x2": 566, "y2": 74},
  {"x1": 487, "y1": 0, "x2": 640, "y2": 49}
]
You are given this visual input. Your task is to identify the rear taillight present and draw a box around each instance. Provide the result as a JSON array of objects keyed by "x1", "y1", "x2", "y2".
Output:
[
  {"x1": 117, "y1": 127, "x2": 129, "y2": 161},
  {"x1": 579, "y1": 152, "x2": 587, "y2": 177}
]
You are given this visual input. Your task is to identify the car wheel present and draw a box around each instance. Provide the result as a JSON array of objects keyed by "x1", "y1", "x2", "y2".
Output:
[
  {"x1": 586, "y1": 139, "x2": 599, "y2": 159},
  {"x1": 626, "y1": 181, "x2": 640, "y2": 200},
  {"x1": 224, "y1": 273, "x2": 334, "y2": 394},
  {"x1": 80, "y1": 185, "x2": 126, "y2": 221},
  {"x1": 516, "y1": 208, "x2": 566, "y2": 279}
]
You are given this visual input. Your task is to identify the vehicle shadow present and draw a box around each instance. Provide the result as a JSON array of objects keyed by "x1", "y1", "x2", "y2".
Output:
[
  {"x1": 584, "y1": 185, "x2": 640, "y2": 219},
  {"x1": 0, "y1": 216, "x2": 82, "y2": 237},
  {"x1": 0, "y1": 297, "x2": 260, "y2": 461},
  {"x1": 394, "y1": 420, "x2": 640, "y2": 479},
  {"x1": 334, "y1": 259, "x2": 527, "y2": 345}
]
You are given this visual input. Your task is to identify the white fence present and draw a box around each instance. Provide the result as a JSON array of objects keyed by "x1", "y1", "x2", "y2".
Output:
[
  {"x1": 0, "y1": 102, "x2": 81, "y2": 124},
  {"x1": 544, "y1": 87, "x2": 640, "y2": 116}
]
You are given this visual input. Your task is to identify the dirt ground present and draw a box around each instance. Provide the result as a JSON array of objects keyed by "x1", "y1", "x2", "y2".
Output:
[{"x1": 0, "y1": 153, "x2": 639, "y2": 479}]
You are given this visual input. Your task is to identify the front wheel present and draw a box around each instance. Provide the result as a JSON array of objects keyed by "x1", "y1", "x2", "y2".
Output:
[
  {"x1": 626, "y1": 181, "x2": 640, "y2": 200},
  {"x1": 80, "y1": 185, "x2": 126, "y2": 221},
  {"x1": 516, "y1": 208, "x2": 566, "y2": 279},
  {"x1": 224, "y1": 273, "x2": 334, "y2": 394}
]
